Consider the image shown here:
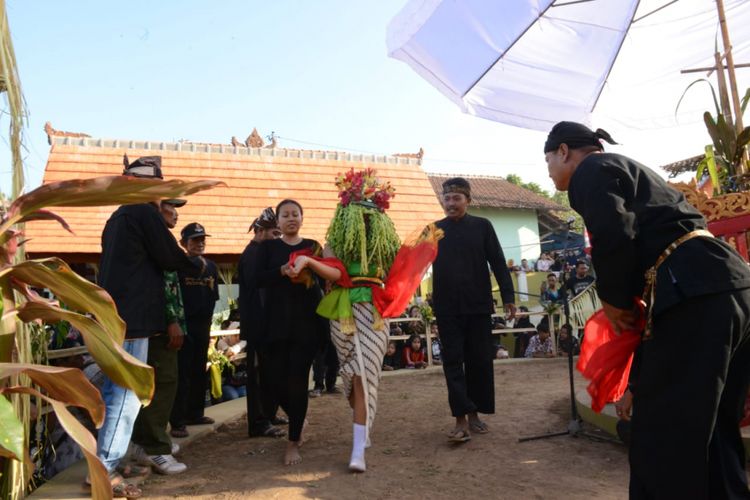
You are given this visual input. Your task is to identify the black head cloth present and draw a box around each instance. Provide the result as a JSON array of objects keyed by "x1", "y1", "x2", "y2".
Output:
[{"x1": 544, "y1": 121, "x2": 618, "y2": 153}]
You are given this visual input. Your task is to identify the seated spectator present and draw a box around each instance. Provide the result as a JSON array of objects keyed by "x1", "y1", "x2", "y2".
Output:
[
  {"x1": 495, "y1": 345, "x2": 510, "y2": 359},
  {"x1": 540, "y1": 273, "x2": 563, "y2": 304},
  {"x1": 565, "y1": 260, "x2": 595, "y2": 299},
  {"x1": 525, "y1": 324, "x2": 555, "y2": 358},
  {"x1": 383, "y1": 341, "x2": 400, "y2": 371},
  {"x1": 217, "y1": 333, "x2": 248, "y2": 401},
  {"x1": 512, "y1": 306, "x2": 534, "y2": 358},
  {"x1": 404, "y1": 305, "x2": 425, "y2": 337},
  {"x1": 217, "y1": 332, "x2": 246, "y2": 360},
  {"x1": 519, "y1": 258, "x2": 532, "y2": 272},
  {"x1": 389, "y1": 322, "x2": 403, "y2": 336},
  {"x1": 557, "y1": 324, "x2": 580, "y2": 357},
  {"x1": 402, "y1": 334, "x2": 427, "y2": 369},
  {"x1": 430, "y1": 323, "x2": 442, "y2": 365},
  {"x1": 536, "y1": 252, "x2": 554, "y2": 272}
]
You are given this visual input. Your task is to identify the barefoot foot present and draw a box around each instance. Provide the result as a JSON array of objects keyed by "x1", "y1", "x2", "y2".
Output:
[{"x1": 284, "y1": 441, "x2": 302, "y2": 465}]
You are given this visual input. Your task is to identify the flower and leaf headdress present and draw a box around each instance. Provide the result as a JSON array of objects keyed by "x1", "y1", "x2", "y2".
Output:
[{"x1": 326, "y1": 168, "x2": 400, "y2": 276}]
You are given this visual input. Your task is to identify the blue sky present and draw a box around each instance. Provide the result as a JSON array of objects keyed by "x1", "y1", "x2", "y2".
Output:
[{"x1": 2, "y1": 1, "x2": 747, "y2": 195}]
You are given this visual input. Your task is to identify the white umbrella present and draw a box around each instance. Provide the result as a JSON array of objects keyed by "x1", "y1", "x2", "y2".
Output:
[{"x1": 387, "y1": 0, "x2": 750, "y2": 132}]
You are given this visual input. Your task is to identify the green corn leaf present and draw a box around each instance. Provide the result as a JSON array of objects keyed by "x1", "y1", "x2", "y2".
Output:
[
  {"x1": 0, "y1": 175, "x2": 225, "y2": 236},
  {"x1": 7, "y1": 258, "x2": 125, "y2": 344},
  {"x1": 0, "y1": 395, "x2": 23, "y2": 461},
  {"x1": 3, "y1": 386, "x2": 111, "y2": 500},
  {"x1": 16, "y1": 302, "x2": 154, "y2": 404}
]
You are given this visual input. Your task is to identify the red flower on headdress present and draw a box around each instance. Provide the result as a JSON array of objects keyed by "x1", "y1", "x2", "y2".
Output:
[{"x1": 335, "y1": 168, "x2": 395, "y2": 211}]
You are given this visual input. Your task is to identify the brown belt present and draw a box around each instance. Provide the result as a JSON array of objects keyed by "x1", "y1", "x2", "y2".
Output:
[{"x1": 642, "y1": 229, "x2": 714, "y2": 338}]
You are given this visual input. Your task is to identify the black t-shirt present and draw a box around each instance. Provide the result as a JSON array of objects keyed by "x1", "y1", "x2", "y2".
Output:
[
  {"x1": 179, "y1": 258, "x2": 220, "y2": 324},
  {"x1": 566, "y1": 275, "x2": 595, "y2": 297},
  {"x1": 568, "y1": 153, "x2": 750, "y2": 314},
  {"x1": 250, "y1": 238, "x2": 326, "y2": 345}
]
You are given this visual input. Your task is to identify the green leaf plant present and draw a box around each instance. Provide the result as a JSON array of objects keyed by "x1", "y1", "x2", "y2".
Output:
[
  {"x1": 676, "y1": 79, "x2": 750, "y2": 194},
  {"x1": 0, "y1": 175, "x2": 224, "y2": 498}
]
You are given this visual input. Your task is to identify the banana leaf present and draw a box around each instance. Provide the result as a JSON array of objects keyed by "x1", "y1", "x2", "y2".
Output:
[
  {"x1": 16, "y1": 301, "x2": 154, "y2": 403},
  {"x1": 2, "y1": 386, "x2": 111, "y2": 500},
  {"x1": 0, "y1": 175, "x2": 225, "y2": 235}
]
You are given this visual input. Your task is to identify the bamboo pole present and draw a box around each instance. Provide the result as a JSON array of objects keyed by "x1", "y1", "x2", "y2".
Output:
[{"x1": 716, "y1": 0, "x2": 744, "y2": 133}]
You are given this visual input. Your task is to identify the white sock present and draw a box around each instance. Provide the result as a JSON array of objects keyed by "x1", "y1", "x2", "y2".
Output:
[{"x1": 351, "y1": 423, "x2": 366, "y2": 461}]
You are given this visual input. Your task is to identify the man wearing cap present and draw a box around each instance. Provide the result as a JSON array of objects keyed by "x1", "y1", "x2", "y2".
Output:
[
  {"x1": 238, "y1": 208, "x2": 286, "y2": 438},
  {"x1": 130, "y1": 199, "x2": 189, "y2": 475},
  {"x1": 97, "y1": 156, "x2": 204, "y2": 493},
  {"x1": 431, "y1": 177, "x2": 516, "y2": 443},
  {"x1": 544, "y1": 121, "x2": 750, "y2": 498},
  {"x1": 170, "y1": 222, "x2": 220, "y2": 436}
]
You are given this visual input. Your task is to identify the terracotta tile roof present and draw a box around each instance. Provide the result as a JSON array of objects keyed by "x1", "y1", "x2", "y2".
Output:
[
  {"x1": 25, "y1": 135, "x2": 445, "y2": 263},
  {"x1": 427, "y1": 174, "x2": 565, "y2": 211}
]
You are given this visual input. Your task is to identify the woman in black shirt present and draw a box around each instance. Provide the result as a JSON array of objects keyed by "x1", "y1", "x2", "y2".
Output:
[{"x1": 252, "y1": 199, "x2": 327, "y2": 466}]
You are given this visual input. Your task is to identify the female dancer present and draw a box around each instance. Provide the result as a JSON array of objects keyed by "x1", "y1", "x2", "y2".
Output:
[
  {"x1": 251, "y1": 199, "x2": 330, "y2": 465},
  {"x1": 290, "y1": 169, "x2": 440, "y2": 472}
]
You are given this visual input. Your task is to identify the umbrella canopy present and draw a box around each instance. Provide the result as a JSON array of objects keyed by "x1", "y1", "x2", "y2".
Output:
[{"x1": 387, "y1": 0, "x2": 750, "y2": 132}]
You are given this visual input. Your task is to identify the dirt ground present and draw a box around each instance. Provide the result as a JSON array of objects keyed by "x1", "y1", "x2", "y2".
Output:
[{"x1": 143, "y1": 359, "x2": 630, "y2": 499}]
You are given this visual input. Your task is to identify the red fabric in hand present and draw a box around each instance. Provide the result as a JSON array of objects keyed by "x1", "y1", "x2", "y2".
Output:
[
  {"x1": 287, "y1": 249, "x2": 353, "y2": 288},
  {"x1": 576, "y1": 307, "x2": 644, "y2": 413},
  {"x1": 373, "y1": 240, "x2": 438, "y2": 318}
]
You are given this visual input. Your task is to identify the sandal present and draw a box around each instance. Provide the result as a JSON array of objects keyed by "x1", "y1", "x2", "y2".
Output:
[
  {"x1": 272, "y1": 415, "x2": 289, "y2": 425},
  {"x1": 83, "y1": 472, "x2": 143, "y2": 499},
  {"x1": 448, "y1": 428, "x2": 472, "y2": 443},
  {"x1": 170, "y1": 425, "x2": 189, "y2": 438},
  {"x1": 185, "y1": 415, "x2": 215, "y2": 425},
  {"x1": 116, "y1": 463, "x2": 151, "y2": 479},
  {"x1": 261, "y1": 425, "x2": 287, "y2": 438},
  {"x1": 469, "y1": 421, "x2": 489, "y2": 434}
]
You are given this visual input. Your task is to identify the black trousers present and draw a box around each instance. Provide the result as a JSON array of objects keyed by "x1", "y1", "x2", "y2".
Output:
[
  {"x1": 170, "y1": 318, "x2": 211, "y2": 428},
  {"x1": 312, "y1": 335, "x2": 339, "y2": 391},
  {"x1": 265, "y1": 339, "x2": 316, "y2": 442},
  {"x1": 629, "y1": 289, "x2": 750, "y2": 500},
  {"x1": 436, "y1": 314, "x2": 495, "y2": 417},
  {"x1": 245, "y1": 342, "x2": 278, "y2": 435}
]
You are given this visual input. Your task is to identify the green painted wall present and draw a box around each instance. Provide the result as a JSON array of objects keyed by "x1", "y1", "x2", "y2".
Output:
[{"x1": 468, "y1": 207, "x2": 541, "y2": 264}]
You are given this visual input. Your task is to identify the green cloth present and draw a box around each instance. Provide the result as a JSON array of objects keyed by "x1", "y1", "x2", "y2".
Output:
[
  {"x1": 164, "y1": 271, "x2": 186, "y2": 331},
  {"x1": 316, "y1": 262, "x2": 375, "y2": 321}
]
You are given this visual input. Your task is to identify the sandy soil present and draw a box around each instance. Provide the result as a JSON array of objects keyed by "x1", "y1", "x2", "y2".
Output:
[{"x1": 143, "y1": 359, "x2": 630, "y2": 499}]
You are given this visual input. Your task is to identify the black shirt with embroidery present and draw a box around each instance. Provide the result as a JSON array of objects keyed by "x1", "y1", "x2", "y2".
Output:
[
  {"x1": 179, "y1": 258, "x2": 219, "y2": 324},
  {"x1": 568, "y1": 153, "x2": 750, "y2": 315},
  {"x1": 432, "y1": 213, "x2": 515, "y2": 316}
]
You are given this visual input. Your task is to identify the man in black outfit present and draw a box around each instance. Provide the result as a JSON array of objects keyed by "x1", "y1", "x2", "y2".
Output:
[
  {"x1": 169, "y1": 222, "x2": 220, "y2": 437},
  {"x1": 238, "y1": 208, "x2": 286, "y2": 438},
  {"x1": 545, "y1": 121, "x2": 750, "y2": 499},
  {"x1": 432, "y1": 177, "x2": 516, "y2": 443},
  {"x1": 565, "y1": 260, "x2": 595, "y2": 299},
  {"x1": 98, "y1": 155, "x2": 203, "y2": 483}
]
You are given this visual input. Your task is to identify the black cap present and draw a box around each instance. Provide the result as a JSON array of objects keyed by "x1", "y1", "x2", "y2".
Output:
[
  {"x1": 181, "y1": 222, "x2": 210, "y2": 241},
  {"x1": 162, "y1": 199, "x2": 187, "y2": 207},
  {"x1": 123, "y1": 154, "x2": 163, "y2": 179}
]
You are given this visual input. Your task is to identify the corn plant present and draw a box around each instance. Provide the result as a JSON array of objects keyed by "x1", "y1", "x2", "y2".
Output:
[{"x1": 0, "y1": 175, "x2": 224, "y2": 499}]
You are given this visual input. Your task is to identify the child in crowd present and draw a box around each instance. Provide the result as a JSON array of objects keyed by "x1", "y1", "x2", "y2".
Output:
[
  {"x1": 557, "y1": 324, "x2": 580, "y2": 357},
  {"x1": 525, "y1": 323, "x2": 555, "y2": 358},
  {"x1": 495, "y1": 345, "x2": 510, "y2": 359},
  {"x1": 402, "y1": 334, "x2": 427, "y2": 369},
  {"x1": 382, "y1": 341, "x2": 400, "y2": 371},
  {"x1": 430, "y1": 323, "x2": 442, "y2": 365},
  {"x1": 512, "y1": 305, "x2": 533, "y2": 358}
]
